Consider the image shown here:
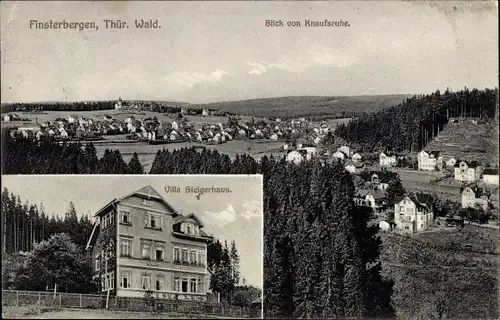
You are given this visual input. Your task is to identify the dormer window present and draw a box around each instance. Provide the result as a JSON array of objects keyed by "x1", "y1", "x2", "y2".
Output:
[{"x1": 181, "y1": 222, "x2": 200, "y2": 235}]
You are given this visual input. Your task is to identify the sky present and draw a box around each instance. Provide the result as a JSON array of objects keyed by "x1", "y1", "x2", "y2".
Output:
[
  {"x1": 1, "y1": 175, "x2": 263, "y2": 289},
  {"x1": 0, "y1": 1, "x2": 497, "y2": 104}
]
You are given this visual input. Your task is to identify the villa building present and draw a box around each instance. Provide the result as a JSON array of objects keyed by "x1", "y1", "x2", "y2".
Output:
[
  {"x1": 394, "y1": 193, "x2": 434, "y2": 234},
  {"x1": 85, "y1": 185, "x2": 213, "y2": 301}
]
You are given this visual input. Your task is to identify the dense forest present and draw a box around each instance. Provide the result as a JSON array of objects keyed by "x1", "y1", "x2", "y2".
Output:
[
  {"x1": 1, "y1": 189, "x2": 94, "y2": 253},
  {"x1": 1, "y1": 132, "x2": 144, "y2": 174},
  {"x1": 334, "y1": 88, "x2": 498, "y2": 152},
  {"x1": 1, "y1": 101, "x2": 116, "y2": 113}
]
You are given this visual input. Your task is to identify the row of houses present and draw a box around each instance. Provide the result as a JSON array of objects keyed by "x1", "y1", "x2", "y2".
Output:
[{"x1": 359, "y1": 184, "x2": 493, "y2": 234}]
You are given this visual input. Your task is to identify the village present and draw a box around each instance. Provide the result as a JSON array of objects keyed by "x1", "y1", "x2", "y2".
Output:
[
  {"x1": 285, "y1": 141, "x2": 499, "y2": 235},
  {"x1": 1, "y1": 97, "x2": 334, "y2": 148}
]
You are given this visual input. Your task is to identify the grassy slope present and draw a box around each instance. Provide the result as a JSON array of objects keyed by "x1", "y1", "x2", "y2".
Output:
[
  {"x1": 425, "y1": 118, "x2": 499, "y2": 166},
  {"x1": 380, "y1": 225, "x2": 498, "y2": 319},
  {"x1": 189, "y1": 94, "x2": 414, "y2": 118}
]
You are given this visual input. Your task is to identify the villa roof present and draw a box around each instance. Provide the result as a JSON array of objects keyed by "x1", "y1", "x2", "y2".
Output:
[
  {"x1": 395, "y1": 193, "x2": 433, "y2": 210},
  {"x1": 483, "y1": 168, "x2": 499, "y2": 175},
  {"x1": 454, "y1": 160, "x2": 482, "y2": 168}
]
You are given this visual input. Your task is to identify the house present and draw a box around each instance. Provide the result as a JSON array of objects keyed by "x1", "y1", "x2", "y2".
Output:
[
  {"x1": 286, "y1": 150, "x2": 306, "y2": 164},
  {"x1": 115, "y1": 97, "x2": 123, "y2": 109},
  {"x1": 366, "y1": 171, "x2": 395, "y2": 190},
  {"x1": 461, "y1": 185, "x2": 491, "y2": 211},
  {"x1": 351, "y1": 153, "x2": 362, "y2": 163},
  {"x1": 202, "y1": 108, "x2": 209, "y2": 117},
  {"x1": 298, "y1": 145, "x2": 317, "y2": 160},
  {"x1": 171, "y1": 121, "x2": 179, "y2": 131},
  {"x1": 379, "y1": 152, "x2": 396, "y2": 167},
  {"x1": 454, "y1": 160, "x2": 482, "y2": 183},
  {"x1": 445, "y1": 157, "x2": 457, "y2": 168},
  {"x1": 67, "y1": 115, "x2": 77, "y2": 123},
  {"x1": 3, "y1": 114, "x2": 10, "y2": 122},
  {"x1": 85, "y1": 185, "x2": 213, "y2": 301},
  {"x1": 378, "y1": 220, "x2": 392, "y2": 232},
  {"x1": 417, "y1": 150, "x2": 443, "y2": 171},
  {"x1": 482, "y1": 168, "x2": 499, "y2": 185},
  {"x1": 345, "y1": 164, "x2": 356, "y2": 174},
  {"x1": 250, "y1": 297, "x2": 263, "y2": 318},
  {"x1": 337, "y1": 146, "x2": 351, "y2": 158},
  {"x1": 394, "y1": 193, "x2": 434, "y2": 234},
  {"x1": 332, "y1": 151, "x2": 347, "y2": 160},
  {"x1": 354, "y1": 189, "x2": 387, "y2": 213}
]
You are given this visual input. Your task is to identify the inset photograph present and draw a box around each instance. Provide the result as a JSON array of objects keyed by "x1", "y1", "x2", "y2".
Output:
[{"x1": 1, "y1": 175, "x2": 263, "y2": 319}]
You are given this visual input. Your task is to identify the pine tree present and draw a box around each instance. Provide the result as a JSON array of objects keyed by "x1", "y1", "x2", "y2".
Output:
[
  {"x1": 128, "y1": 152, "x2": 144, "y2": 174},
  {"x1": 386, "y1": 176, "x2": 406, "y2": 206}
]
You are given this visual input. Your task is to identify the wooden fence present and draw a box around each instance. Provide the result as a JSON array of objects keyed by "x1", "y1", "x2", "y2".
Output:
[{"x1": 2, "y1": 290, "x2": 260, "y2": 318}]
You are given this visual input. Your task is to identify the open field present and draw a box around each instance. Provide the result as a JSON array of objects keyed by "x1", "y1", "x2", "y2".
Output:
[
  {"x1": 188, "y1": 94, "x2": 413, "y2": 119},
  {"x1": 380, "y1": 224, "x2": 499, "y2": 319},
  {"x1": 2, "y1": 307, "x2": 239, "y2": 319},
  {"x1": 91, "y1": 139, "x2": 286, "y2": 172},
  {"x1": 425, "y1": 118, "x2": 499, "y2": 166}
]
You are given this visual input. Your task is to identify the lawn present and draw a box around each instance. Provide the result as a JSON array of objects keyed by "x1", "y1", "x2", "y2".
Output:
[{"x1": 2, "y1": 307, "x2": 241, "y2": 319}]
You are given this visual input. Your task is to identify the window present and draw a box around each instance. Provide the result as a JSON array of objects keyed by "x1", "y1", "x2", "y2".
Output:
[
  {"x1": 189, "y1": 250, "x2": 197, "y2": 264},
  {"x1": 173, "y1": 277, "x2": 180, "y2": 292},
  {"x1": 156, "y1": 275, "x2": 164, "y2": 291},
  {"x1": 120, "y1": 271, "x2": 131, "y2": 289},
  {"x1": 173, "y1": 247, "x2": 180, "y2": 263},
  {"x1": 181, "y1": 277, "x2": 188, "y2": 293},
  {"x1": 120, "y1": 211, "x2": 131, "y2": 224},
  {"x1": 197, "y1": 278, "x2": 204, "y2": 293},
  {"x1": 190, "y1": 278, "x2": 197, "y2": 293},
  {"x1": 145, "y1": 213, "x2": 162, "y2": 229},
  {"x1": 187, "y1": 224, "x2": 192, "y2": 234},
  {"x1": 142, "y1": 241, "x2": 151, "y2": 259},
  {"x1": 95, "y1": 254, "x2": 101, "y2": 271},
  {"x1": 155, "y1": 243, "x2": 164, "y2": 261},
  {"x1": 104, "y1": 272, "x2": 114, "y2": 290},
  {"x1": 198, "y1": 252, "x2": 205, "y2": 266},
  {"x1": 120, "y1": 239, "x2": 131, "y2": 257},
  {"x1": 142, "y1": 199, "x2": 152, "y2": 206},
  {"x1": 110, "y1": 212, "x2": 115, "y2": 227},
  {"x1": 182, "y1": 249, "x2": 189, "y2": 263},
  {"x1": 141, "y1": 274, "x2": 151, "y2": 290}
]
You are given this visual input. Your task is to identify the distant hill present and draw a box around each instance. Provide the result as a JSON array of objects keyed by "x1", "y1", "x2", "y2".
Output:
[
  {"x1": 2, "y1": 95, "x2": 413, "y2": 119},
  {"x1": 188, "y1": 94, "x2": 414, "y2": 119}
]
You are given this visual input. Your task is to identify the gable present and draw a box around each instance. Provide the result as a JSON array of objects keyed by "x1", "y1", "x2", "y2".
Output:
[{"x1": 135, "y1": 185, "x2": 163, "y2": 199}]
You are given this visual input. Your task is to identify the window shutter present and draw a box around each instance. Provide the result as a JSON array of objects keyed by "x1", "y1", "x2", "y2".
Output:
[
  {"x1": 144, "y1": 214, "x2": 149, "y2": 227},
  {"x1": 180, "y1": 223, "x2": 185, "y2": 233},
  {"x1": 160, "y1": 217, "x2": 163, "y2": 229}
]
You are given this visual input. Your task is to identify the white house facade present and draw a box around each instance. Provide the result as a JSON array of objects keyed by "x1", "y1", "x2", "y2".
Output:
[{"x1": 394, "y1": 194, "x2": 434, "y2": 234}]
